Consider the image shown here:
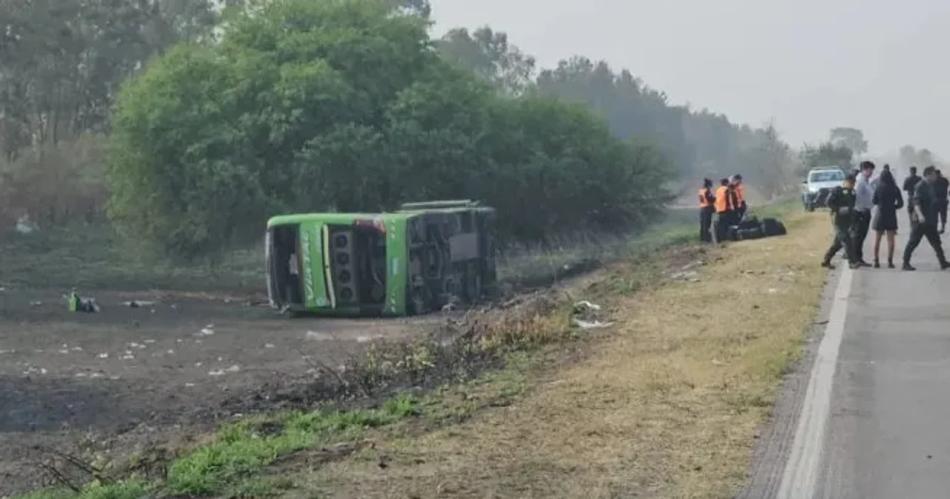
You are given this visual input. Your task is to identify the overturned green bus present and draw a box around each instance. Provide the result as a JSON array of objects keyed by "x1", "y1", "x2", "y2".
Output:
[{"x1": 266, "y1": 201, "x2": 497, "y2": 317}]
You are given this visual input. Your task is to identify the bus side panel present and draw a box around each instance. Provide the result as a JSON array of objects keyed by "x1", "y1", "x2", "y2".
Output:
[
  {"x1": 385, "y1": 218, "x2": 409, "y2": 316},
  {"x1": 299, "y1": 221, "x2": 330, "y2": 310}
]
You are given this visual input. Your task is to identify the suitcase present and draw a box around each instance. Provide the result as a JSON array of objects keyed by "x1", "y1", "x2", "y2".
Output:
[{"x1": 761, "y1": 218, "x2": 787, "y2": 237}]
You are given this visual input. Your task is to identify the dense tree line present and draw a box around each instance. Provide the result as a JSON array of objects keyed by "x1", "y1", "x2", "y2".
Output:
[
  {"x1": 437, "y1": 33, "x2": 801, "y2": 198},
  {"x1": 108, "y1": 0, "x2": 669, "y2": 256}
]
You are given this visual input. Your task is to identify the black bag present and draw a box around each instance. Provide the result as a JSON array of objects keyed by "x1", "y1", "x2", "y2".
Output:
[
  {"x1": 737, "y1": 227, "x2": 764, "y2": 240},
  {"x1": 761, "y1": 218, "x2": 787, "y2": 237},
  {"x1": 727, "y1": 225, "x2": 740, "y2": 241},
  {"x1": 738, "y1": 215, "x2": 760, "y2": 230}
]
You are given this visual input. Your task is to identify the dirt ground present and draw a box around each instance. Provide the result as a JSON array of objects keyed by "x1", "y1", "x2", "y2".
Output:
[{"x1": 0, "y1": 287, "x2": 447, "y2": 496}]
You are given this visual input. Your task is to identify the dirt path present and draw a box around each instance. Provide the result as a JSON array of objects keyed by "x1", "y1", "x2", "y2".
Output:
[{"x1": 282, "y1": 212, "x2": 829, "y2": 498}]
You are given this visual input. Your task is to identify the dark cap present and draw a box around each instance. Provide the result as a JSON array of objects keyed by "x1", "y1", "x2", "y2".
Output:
[{"x1": 860, "y1": 161, "x2": 876, "y2": 171}]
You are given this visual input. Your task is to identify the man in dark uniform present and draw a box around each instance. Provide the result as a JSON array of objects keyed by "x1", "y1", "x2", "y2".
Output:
[
  {"x1": 903, "y1": 166, "x2": 950, "y2": 271},
  {"x1": 822, "y1": 174, "x2": 860, "y2": 270},
  {"x1": 934, "y1": 169, "x2": 949, "y2": 234},
  {"x1": 903, "y1": 166, "x2": 921, "y2": 222}
]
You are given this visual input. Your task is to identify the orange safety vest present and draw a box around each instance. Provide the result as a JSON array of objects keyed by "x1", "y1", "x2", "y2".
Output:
[
  {"x1": 698, "y1": 188, "x2": 712, "y2": 208},
  {"x1": 715, "y1": 186, "x2": 732, "y2": 213},
  {"x1": 736, "y1": 184, "x2": 746, "y2": 205}
]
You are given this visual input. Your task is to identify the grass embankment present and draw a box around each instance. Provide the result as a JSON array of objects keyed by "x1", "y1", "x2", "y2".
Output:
[{"x1": 19, "y1": 203, "x2": 824, "y2": 499}]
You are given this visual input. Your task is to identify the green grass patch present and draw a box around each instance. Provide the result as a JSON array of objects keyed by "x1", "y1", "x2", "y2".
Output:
[
  {"x1": 16, "y1": 397, "x2": 419, "y2": 499},
  {"x1": 165, "y1": 395, "x2": 418, "y2": 496}
]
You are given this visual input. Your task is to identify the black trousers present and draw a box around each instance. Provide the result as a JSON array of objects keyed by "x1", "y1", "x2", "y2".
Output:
[
  {"x1": 904, "y1": 222, "x2": 947, "y2": 265},
  {"x1": 700, "y1": 207, "x2": 714, "y2": 243},
  {"x1": 714, "y1": 211, "x2": 734, "y2": 243},
  {"x1": 824, "y1": 225, "x2": 856, "y2": 264},
  {"x1": 938, "y1": 203, "x2": 948, "y2": 229},
  {"x1": 853, "y1": 210, "x2": 872, "y2": 261}
]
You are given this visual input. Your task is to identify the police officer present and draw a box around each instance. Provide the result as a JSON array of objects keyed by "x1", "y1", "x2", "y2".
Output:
[
  {"x1": 822, "y1": 174, "x2": 860, "y2": 270},
  {"x1": 903, "y1": 166, "x2": 950, "y2": 271},
  {"x1": 698, "y1": 178, "x2": 716, "y2": 243}
]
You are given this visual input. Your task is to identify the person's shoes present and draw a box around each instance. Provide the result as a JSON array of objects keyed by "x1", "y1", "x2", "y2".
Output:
[
  {"x1": 873, "y1": 260, "x2": 881, "y2": 269},
  {"x1": 858, "y1": 260, "x2": 871, "y2": 267},
  {"x1": 821, "y1": 261, "x2": 835, "y2": 269},
  {"x1": 940, "y1": 261, "x2": 950, "y2": 270},
  {"x1": 903, "y1": 263, "x2": 917, "y2": 271},
  {"x1": 849, "y1": 262, "x2": 863, "y2": 270},
  {"x1": 888, "y1": 260, "x2": 896, "y2": 269}
]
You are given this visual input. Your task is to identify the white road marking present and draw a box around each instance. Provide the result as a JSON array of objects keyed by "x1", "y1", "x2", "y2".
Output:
[{"x1": 778, "y1": 267, "x2": 854, "y2": 498}]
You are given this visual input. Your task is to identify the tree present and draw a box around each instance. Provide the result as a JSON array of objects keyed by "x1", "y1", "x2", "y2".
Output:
[
  {"x1": 437, "y1": 27, "x2": 536, "y2": 96},
  {"x1": 830, "y1": 127, "x2": 868, "y2": 157},
  {"x1": 109, "y1": 0, "x2": 670, "y2": 256},
  {"x1": 801, "y1": 142, "x2": 854, "y2": 171}
]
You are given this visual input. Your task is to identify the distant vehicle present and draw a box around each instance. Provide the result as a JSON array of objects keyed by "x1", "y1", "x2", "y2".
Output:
[
  {"x1": 802, "y1": 167, "x2": 846, "y2": 212},
  {"x1": 266, "y1": 200, "x2": 497, "y2": 317}
]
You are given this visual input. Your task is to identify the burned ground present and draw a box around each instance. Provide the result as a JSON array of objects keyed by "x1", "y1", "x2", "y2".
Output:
[{"x1": 0, "y1": 288, "x2": 449, "y2": 495}]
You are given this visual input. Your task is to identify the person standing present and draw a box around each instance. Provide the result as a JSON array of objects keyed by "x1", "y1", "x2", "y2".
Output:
[
  {"x1": 903, "y1": 166, "x2": 950, "y2": 271},
  {"x1": 903, "y1": 166, "x2": 921, "y2": 221},
  {"x1": 872, "y1": 170, "x2": 903, "y2": 269},
  {"x1": 852, "y1": 161, "x2": 876, "y2": 266},
  {"x1": 698, "y1": 178, "x2": 716, "y2": 243},
  {"x1": 732, "y1": 174, "x2": 747, "y2": 220},
  {"x1": 822, "y1": 174, "x2": 860, "y2": 270},
  {"x1": 934, "y1": 169, "x2": 949, "y2": 233},
  {"x1": 714, "y1": 178, "x2": 736, "y2": 243}
]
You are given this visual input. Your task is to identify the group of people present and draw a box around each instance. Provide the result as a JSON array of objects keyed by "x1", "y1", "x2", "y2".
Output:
[
  {"x1": 822, "y1": 162, "x2": 950, "y2": 271},
  {"x1": 698, "y1": 174, "x2": 748, "y2": 243}
]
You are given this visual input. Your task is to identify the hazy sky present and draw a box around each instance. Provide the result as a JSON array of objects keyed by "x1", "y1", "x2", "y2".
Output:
[{"x1": 431, "y1": 0, "x2": 950, "y2": 157}]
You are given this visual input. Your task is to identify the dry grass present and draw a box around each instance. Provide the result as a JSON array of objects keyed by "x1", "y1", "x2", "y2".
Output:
[{"x1": 287, "y1": 212, "x2": 830, "y2": 499}]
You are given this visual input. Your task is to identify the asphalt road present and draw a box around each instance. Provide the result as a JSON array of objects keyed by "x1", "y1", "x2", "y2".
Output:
[{"x1": 748, "y1": 228, "x2": 950, "y2": 498}]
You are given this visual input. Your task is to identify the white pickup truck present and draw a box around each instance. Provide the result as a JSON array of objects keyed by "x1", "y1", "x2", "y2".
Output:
[{"x1": 801, "y1": 167, "x2": 847, "y2": 212}]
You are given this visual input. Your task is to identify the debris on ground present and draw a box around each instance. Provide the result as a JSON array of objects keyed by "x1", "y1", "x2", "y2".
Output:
[
  {"x1": 122, "y1": 300, "x2": 157, "y2": 308},
  {"x1": 571, "y1": 300, "x2": 614, "y2": 330},
  {"x1": 305, "y1": 331, "x2": 334, "y2": 341},
  {"x1": 209, "y1": 365, "x2": 241, "y2": 377},
  {"x1": 30, "y1": 301, "x2": 43, "y2": 307},
  {"x1": 66, "y1": 291, "x2": 99, "y2": 313},
  {"x1": 669, "y1": 271, "x2": 701, "y2": 282},
  {"x1": 198, "y1": 324, "x2": 215, "y2": 336}
]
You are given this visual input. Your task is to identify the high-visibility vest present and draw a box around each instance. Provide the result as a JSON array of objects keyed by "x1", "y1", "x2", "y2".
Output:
[
  {"x1": 698, "y1": 188, "x2": 713, "y2": 208},
  {"x1": 715, "y1": 186, "x2": 732, "y2": 213},
  {"x1": 736, "y1": 184, "x2": 745, "y2": 205}
]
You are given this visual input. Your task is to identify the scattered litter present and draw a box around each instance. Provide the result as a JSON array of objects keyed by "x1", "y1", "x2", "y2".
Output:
[
  {"x1": 89, "y1": 373, "x2": 104, "y2": 379},
  {"x1": 0, "y1": 349, "x2": 15, "y2": 355},
  {"x1": 58, "y1": 349, "x2": 69, "y2": 355},
  {"x1": 166, "y1": 349, "x2": 175, "y2": 355},
  {"x1": 121, "y1": 352, "x2": 135, "y2": 360},
  {"x1": 264, "y1": 343, "x2": 275, "y2": 349},
  {"x1": 198, "y1": 325, "x2": 215, "y2": 336},
  {"x1": 176, "y1": 339, "x2": 183, "y2": 344},
  {"x1": 23, "y1": 366, "x2": 47, "y2": 376},
  {"x1": 75, "y1": 372, "x2": 88, "y2": 378},
  {"x1": 573, "y1": 301, "x2": 602, "y2": 313},
  {"x1": 66, "y1": 291, "x2": 99, "y2": 313},
  {"x1": 681, "y1": 260, "x2": 706, "y2": 271},
  {"x1": 571, "y1": 300, "x2": 613, "y2": 330},
  {"x1": 185, "y1": 383, "x2": 196, "y2": 388},
  {"x1": 670, "y1": 271, "x2": 700, "y2": 282},
  {"x1": 122, "y1": 300, "x2": 157, "y2": 308},
  {"x1": 98, "y1": 353, "x2": 109, "y2": 359},
  {"x1": 572, "y1": 318, "x2": 614, "y2": 330},
  {"x1": 15, "y1": 215, "x2": 38, "y2": 234},
  {"x1": 208, "y1": 365, "x2": 241, "y2": 377},
  {"x1": 30, "y1": 301, "x2": 43, "y2": 307},
  {"x1": 144, "y1": 339, "x2": 156, "y2": 344},
  {"x1": 128, "y1": 342, "x2": 147, "y2": 350},
  {"x1": 768, "y1": 288, "x2": 779, "y2": 294},
  {"x1": 356, "y1": 335, "x2": 383, "y2": 344},
  {"x1": 71, "y1": 346, "x2": 83, "y2": 352},
  {"x1": 305, "y1": 331, "x2": 334, "y2": 341},
  {"x1": 195, "y1": 362, "x2": 203, "y2": 368}
]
